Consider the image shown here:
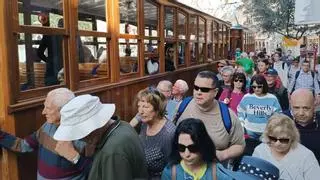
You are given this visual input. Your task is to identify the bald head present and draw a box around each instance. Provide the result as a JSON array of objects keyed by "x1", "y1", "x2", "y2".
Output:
[{"x1": 291, "y1": 89, "x2": 314, "y2": 126}]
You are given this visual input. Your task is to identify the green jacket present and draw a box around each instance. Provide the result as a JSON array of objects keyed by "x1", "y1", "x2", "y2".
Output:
[{"x1": 88, "y1": 121, "x2": 148, "y2": 180}]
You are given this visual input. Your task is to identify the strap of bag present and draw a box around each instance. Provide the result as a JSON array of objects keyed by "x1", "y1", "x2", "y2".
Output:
[
  {"x1": 218, "y1": 101, "x2": 232, "y2": 133},
  {"x1": 173, "y1": 96, "x2": 193, "y2": 124},
  {"x1": 171, "y1": 165, "x2": 176, "y2": 180},
  {"x1": 212, "y1": 162, "x2": 217, "y2": 180}
]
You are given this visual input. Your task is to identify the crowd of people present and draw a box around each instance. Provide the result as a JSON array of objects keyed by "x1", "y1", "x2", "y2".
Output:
[{"x1": 1, "y1": 47, "x2": 320, "y2": 180}]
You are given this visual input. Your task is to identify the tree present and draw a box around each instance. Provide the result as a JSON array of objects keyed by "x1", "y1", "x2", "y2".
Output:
[{"x1": 241, "y1": 0, "x2": 320, "y2": 40}]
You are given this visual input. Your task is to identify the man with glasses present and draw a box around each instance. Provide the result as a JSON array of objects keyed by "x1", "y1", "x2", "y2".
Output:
[
  {"x1": 176, "y1": 71, "x2": 245, "y2": 163},
  {"x1": 216, "y1": 60, "x2": 228, "y2": 80},
  {"x1": 290, "y1": 88, "x2": 320, "y2": 163}
]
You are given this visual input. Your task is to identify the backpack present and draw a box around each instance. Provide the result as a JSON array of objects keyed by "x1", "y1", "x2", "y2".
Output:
[
  {"x1": 291, "y1": 70, "x2": 315, "y2": 93},
  {"x1": 173, "y1": 97, "x2": 232, "y2": 133}
]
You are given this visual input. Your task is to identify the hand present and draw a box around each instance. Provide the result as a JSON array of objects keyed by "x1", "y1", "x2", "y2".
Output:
[
  {"x1": 223, "y1": 98, "x2": 231, "y2": 104},
  {"x1": 216, "y1": 150, "x2": 229, "y2": 161},
  {"x1": 55, "y1": 141, "x2": 78, "y2": 162}
]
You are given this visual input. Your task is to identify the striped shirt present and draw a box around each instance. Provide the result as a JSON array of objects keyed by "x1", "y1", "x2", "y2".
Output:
[
  {"x1": 0, "y1": 123, "x2": 92, "y2": 180},
  {"x1": 237, "y1": 93, "x2": 281, "y2": 133}
]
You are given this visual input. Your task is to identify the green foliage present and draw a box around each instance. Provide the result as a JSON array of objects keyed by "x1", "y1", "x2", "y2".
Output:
[{"x1": 241, "y1": 0, "x2": 320, "y2": 40}]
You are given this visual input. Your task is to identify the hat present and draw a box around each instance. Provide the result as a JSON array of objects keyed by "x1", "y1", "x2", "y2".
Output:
[
  {"x1": 53, "y1": 94, "x2": 115, "y2": 141},
  {"x1": 266, "y1": 68, "x2": 278, "y2": 76},
  {"x1": 237, "y1": 156, "x2": 279, "y2": 180}
]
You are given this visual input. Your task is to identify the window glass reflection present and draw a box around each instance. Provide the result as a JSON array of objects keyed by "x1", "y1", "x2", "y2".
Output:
[
  {"x1": 119, "y1": 39, "x2": 138, "y2": 74},
  {"x1": 177, "y1": 13, "x2": 186, "y2": 39},
  {"x1": 144, "y1": 0, "x2": 158, "y2": 37},
  {"x1": 119, "y1": 0, "x2": 138, "y2": 35},
  {"x1": 78, "y1": 0, "x2": 107, "y2": 32},
  {"x1": 165, "y1": 7, "x2": 174, "y2": 38}
]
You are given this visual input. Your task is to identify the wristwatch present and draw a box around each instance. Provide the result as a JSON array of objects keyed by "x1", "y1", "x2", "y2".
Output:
[{"x1": 71, "y1": 153, "x2": 80, "y2": 164}]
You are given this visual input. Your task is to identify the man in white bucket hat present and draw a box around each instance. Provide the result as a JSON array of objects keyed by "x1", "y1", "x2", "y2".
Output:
[{"x1": 53, "y1": 94, "x2": 148, "y2": 180}]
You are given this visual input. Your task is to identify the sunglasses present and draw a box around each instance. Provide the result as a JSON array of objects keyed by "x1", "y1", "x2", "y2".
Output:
[
  {"x1": 251, "y1": 85, "x2": 263, "y2": 89},
  {"x1": 169, "y1": 50, "x2": 174, "y2": 53},
  {"x1": 194, "y1": 85, "x2": 215, "y2": 93},
  {"x1": 178, "y1": 144, "x2": 199, "y2": 153},
  {"x1": 234, "y1": 79, "x2": 244, "y2": 83},
  {"x1": 218, "y1": 65, "x2": 224, "y2": 68},
  {"x1": 268, "y1": 136, "x2": 290, "y2": 144}
]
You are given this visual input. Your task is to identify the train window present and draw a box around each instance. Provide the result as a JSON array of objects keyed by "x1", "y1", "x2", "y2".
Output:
[
  {"x1": 190, "y1": 42, "x2": 197, "y2": 63},
  {"x1": 18, "y1": 32, "x2": 65, "y2": 90},
  {"x1": 144, "y1": 39, "x2": 159, "y2": 75},
  {"x1": 178, "y1": 42, "x2": 186, "y2": 65},
  {"x1": 78, "y1": 0, "x2": 107, "y2": 32},
  {"x1": 214, "y1": 22, "x2": 219, "y2": 60},
  {"x1": 198, "y1": 43, "x2": 205, "y2": 63},
  {"x1": 144, "y1": 0, "x2": 158, "y2": 37},
  {"x1": 119, "y1": 39, "x2": 139, "y2": 75},
  {"x1": 78, "y1": 35, "x2": 109, "y2": 81},
  {"x1": 119, "y1": 0, "x2": 138, "y2": 35},
  {"x1": 164, "y1": 7, "x2": 174, "y2": 38},
  {"x1": 207, "y1": 21, "x2": 214, "y2": 61},
  {"x1": 189, "y1": 15, "x2": 197, "y2": 41},
  {"x1": 18, "y1": 0, "x2": 64, "y2": 28},
  {"x1": 199, "y1": 18, "x2": 205, "y2": 42},
  {"x1": 177, "y1": 12, "x2": 186, "y2": 40}
]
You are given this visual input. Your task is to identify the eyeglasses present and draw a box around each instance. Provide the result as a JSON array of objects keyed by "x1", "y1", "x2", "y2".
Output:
[
  {"x1": 168, "y1": 50, "x2": 174, "y2": 53},
  {"x1": 251, "y1": 85, "x2": 263, "y2": 89},
  {"x1": 268, "y1": 136, "x2": 290, "y2": 144},
  {"x1": 194, "y1": 85, "x2": 215, "y2": 93},
  {"x1": 178, "y1": 144, "x2": 199, "y2": 153},
  {"x1": 218, "y1": 65, "x2": 224, "y2": 68},
  {"x1": 234, "y1": 79, "x2": 244, "y2": 83}
]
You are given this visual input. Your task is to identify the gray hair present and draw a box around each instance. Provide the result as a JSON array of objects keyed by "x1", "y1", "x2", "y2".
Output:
[
  {"x1": 47, "y1": 88, "x2": 75, "y2": 109},
  {"x1": 175, "y1": 79, "x2": 189, "y2": 94},
  {"x1": 157, "y1": 80, "x2": 173, "y2": 90},
  {"x1": 221, "y1": 65, "x2": 235, "y2": 75}
]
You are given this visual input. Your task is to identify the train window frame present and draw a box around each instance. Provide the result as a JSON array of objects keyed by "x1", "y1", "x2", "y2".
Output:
[
  {"x1": 176, "y1": 10, "x2": 187, "y2": 68},
  {"x1": 189, "y1": 14, "x2": 198, "y2": 65},
  {"x1": 207, "y1": 20, "x2": 214, "y2": 62}
]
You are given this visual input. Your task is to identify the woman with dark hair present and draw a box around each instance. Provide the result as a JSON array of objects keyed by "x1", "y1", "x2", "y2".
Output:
[
  {"x1": 219, "y1": 72, "x2": 247, "y2": 114},
  {"x1": 238, "y1": 75, "x2": 281, "y2": 140},
  {"x1": 161, "y1": 118, "x2": 231, "y2": 179}
]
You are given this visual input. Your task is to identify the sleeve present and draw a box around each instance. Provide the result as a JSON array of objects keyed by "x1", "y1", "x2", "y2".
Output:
[
  {"x1": 273, "y1": 97, "x2": 282, "y2": 113},
  {"x1": 237, "y1": 97, "x2": 247, "y2": 123},
  {"x1": 288, "y1": 73, "x2": 296, "y2": 94},
  {"x1": 283, "y1": 64, "x2": 289, "y2": 88},
  {"x1": 314, "y1": 74, "x2": 320, "y2": 95},
  {"x1": 281, "y1": 88, "x2": 289, "y2": 110},
  {"x1": 229, "y1": 110, "x2": 245, "y2": 146},
  {"x1": 0, "y1": 129, "x2": 39, "y2": 153},
  {"x1": 252, "y1": 145, "x2": 262, "y2": 158},
  {"x1": 303, "y1": 151, "x2": 320, "y2": 180},
  {"x1": 161, "y1": 165, "x2": 172, "y2": 180},
  {"x1": 101, "y1": 154, "x2": 135, "y2": 180}
]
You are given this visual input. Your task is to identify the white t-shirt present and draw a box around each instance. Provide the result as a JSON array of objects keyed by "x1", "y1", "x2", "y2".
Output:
[{"x1": 253, "y1": 143, "x2": 320, "y2": 180}]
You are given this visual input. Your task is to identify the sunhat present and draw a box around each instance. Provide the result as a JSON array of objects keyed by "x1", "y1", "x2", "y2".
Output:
[{"x1": 53, "y1": 94, "x2": 115, "y2": 141}]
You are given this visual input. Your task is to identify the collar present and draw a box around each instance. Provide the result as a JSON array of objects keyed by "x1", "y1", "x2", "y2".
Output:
[
  {"x1": 296, "y1": 121, "x2": 318, "y2": 130},
  {"x1": 180, "y1": 160, "x2": 207, "y2": 180},
  {"x1": 95, "y1": 120, "x2": 121, "y2": 150}
]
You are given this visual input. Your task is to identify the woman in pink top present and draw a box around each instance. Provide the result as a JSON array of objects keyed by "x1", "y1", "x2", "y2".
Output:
[{"x1": 219, "y1": 72, "x2": 247, "y2": 114}]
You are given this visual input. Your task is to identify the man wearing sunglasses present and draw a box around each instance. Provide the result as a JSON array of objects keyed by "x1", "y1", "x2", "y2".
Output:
[
  {"x1": 291, "y1": 88, "x2": 320, "y2": 163},
  {"x1": 175, "y1": 71, "x2": 245, "y2": 163}
]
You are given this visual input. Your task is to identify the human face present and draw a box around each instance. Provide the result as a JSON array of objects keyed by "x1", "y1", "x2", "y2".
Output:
[
  {"x1": 193, "y1": 77, "x2": 217, "y2": 107},
  {"x1": 172, "y1": 82, "x2": 182, "y2": 96},
  {"x1": 266, "y1": 75, "x2": 276, "y2": 87},
  {"x1": 217, "y1": 63, "x2": 225, "y2": 73},
  {"x1": 302, "y1": 62, "x2": 310, "y2": 72},
  {"x1": 251, "y1": 81, "x2": 264, "y2": 96},
  {"x1": 42, "y1": 95, "x2": 60, "y2": 125},
  {"x1": 273, "y1": 54, "x2": 280, "y2": 62},
  {"x1": 292, "y1": 60, "x2": 299, "y2": 67},
  {"x1": 138, "y1": 97, "x2": 157, "y2": 123},
  {"x1": 178, "y1": 133, "x2": 202, "y2": 166},
  {"x1": 222, "y1": 72, "x2": 232, "y2": 83},
  {"x1": 157, "y1": 85, "x2": 172, "y2": 99},
  {"x1": 168, "y1": 48, "x2": 174, "y2": 58},
  {"x1": 291, "y1": 95, "x2": 314, "y2": 126},
  {"x1": 233, "y1": 78, "x2": 245, "y2": 90},
  {"x1": 268, "y1": 128, "x2": 291, "y2": 155},
  {"x1": 257, "y1": 61, "x2": 268, "y2": 73}
]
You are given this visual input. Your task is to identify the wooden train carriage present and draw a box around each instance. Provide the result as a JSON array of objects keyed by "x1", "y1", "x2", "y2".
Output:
[
  {"x1": 0, "y1": 0, "x2": 231, "y2": 179},
  {"x1": 230, "y1": 25, "x2": 255, "y2": 57}
]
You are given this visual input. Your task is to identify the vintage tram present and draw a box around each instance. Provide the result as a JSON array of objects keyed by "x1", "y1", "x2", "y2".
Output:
[{"x1": 0, "y1": 0, "x2": 249, "y2": 179}]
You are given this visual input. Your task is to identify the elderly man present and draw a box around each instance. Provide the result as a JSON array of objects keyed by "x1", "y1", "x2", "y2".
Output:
[
  {"x1": 175, "y1": 71, "x2": 245, "y2": 162},
  {"x1": 53, "y1": 94, "x2": 148, "y2": 180},
  {"x1": 157, "y1": 80, "x2": 173, "y2": 100},
  {"x1": 0, "y1": 88, "x2": 91, "y2": 179},
  {"x1": 166, "y1": 79, "x2": 189, "y2": 121},
  {"x1": 291, "y1": 88, "x2": 320, "y2": 163}
]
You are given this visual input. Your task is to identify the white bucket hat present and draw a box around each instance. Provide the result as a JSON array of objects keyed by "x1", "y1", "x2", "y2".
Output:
[{"x1": 53, "y1": 94, "x2": 115, "y2": 141}]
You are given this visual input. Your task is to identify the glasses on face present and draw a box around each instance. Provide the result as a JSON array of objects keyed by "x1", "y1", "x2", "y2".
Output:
[
  {"x1": 178, "y1": 144, "x2": 199, "y2": 153},
  {"x1": 268, "y1": 136, "x2": 290, "y2": 144},
  {"x1": 218, "y1": 65, "x2": 224, "y2": 68},
  {"x1": 194, "y1": 85, "x2": 215, "y2": 93},
  {"x1": 251, "y1": 85, "x2": 263, "y2": 89},
  {"x1": 169, "y1": 50, "x2": 174, "y2": 53},
  {"x1": 234, "y1": 79, "x2": 244, "y2": 83}
]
